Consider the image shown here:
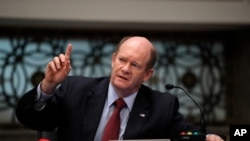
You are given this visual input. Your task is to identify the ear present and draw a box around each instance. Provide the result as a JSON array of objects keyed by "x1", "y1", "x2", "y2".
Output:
[
  {"x1": 143, "y1": 69, "x2": 154, "y2": 82},
  {"x1": 111, "y1": 53, "x2": 116, "y2": 67}
]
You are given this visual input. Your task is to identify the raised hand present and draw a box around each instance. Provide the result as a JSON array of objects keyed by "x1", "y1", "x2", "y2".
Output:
[{"x1": 41, "y1": 44, "x2": 72, "y2": 94}]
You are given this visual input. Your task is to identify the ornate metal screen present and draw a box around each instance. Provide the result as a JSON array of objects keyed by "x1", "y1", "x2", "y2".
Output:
[{"x1": 0, "y1": 34, "x2": 225, "y2": 126}]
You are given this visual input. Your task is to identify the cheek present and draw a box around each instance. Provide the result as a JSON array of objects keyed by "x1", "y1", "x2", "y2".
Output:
[
  {"x1": 112, "y1": 64, "x2": 119, "y2": 72},
  {"x1": 135, "y1": 71, "x2": 150, "y2": 82},
  {"x1": 132, "y1": 72, "x2": 145, "y2": 82},
  {"x1": 113, "y1": 61, "x2": 124, "y2": 71}
]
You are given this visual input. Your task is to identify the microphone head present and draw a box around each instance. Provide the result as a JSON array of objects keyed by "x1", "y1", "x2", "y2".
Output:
[{"x1": 165, "y1": 84, "x2": 175, "y2": 90}]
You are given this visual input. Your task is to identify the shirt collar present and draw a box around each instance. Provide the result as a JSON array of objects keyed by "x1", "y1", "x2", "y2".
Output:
[{"x1": 108, "y1": 83, "x2": 137, "y2": 112}]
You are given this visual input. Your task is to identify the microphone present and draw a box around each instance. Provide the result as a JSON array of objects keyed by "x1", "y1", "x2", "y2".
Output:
[{"x1": 165, "y1": 84, "x2": 206, "y2": 140}]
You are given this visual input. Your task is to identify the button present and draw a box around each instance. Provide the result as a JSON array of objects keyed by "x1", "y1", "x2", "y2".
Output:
[
  {"x1": 180, "y1": 132, "x2": 186, "y2": 135},
  {"x1": 193, "y1": 131, "x2": 199, "y2": 135}
]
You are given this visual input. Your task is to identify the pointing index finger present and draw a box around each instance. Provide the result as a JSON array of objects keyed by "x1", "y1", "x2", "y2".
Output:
[{"x1": 65, "y1": 44, "x2": 72, "y2": 60}]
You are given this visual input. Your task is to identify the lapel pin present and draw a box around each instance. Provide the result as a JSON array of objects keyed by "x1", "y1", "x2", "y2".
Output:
[{"x1": 139, "y1": 113, "x2": 146, "y2": 117}]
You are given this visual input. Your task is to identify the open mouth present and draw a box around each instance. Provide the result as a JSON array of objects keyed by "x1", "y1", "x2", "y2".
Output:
[{"x1": 118, "y1": 75, "x2": 128, "y2": 81}]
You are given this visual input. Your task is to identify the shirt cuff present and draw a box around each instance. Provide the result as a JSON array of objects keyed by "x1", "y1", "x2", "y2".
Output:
[{"x1": 34, "y1": 83, "x2": 54, "y2": 111}]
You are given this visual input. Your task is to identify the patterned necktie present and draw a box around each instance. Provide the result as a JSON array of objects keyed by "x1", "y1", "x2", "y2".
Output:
[{"x1": 102, "y1": 98, "x2": 126, "y2": 141}]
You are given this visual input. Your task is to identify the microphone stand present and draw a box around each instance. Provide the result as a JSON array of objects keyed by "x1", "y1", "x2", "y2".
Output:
[
  {"x1": 165, "y1": 84, "x2": 206, "y2": 140},
  {"x1": 175, "y1": 86, "x2": 206, "y2": 134}
]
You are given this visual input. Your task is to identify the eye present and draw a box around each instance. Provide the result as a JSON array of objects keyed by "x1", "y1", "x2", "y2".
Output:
[
  {"x1": 118, "y1": 57, "x2": 126, "y2": 62},
  {"x1": 131, "y1": 63, "x2": 141, "y2": 69},
  {"x1": 131, "y1": 63, "x2": 137, "y2": 67}
]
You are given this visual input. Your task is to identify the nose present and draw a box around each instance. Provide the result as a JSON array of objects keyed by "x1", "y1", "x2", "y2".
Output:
[{"x1": 121, "y1": 63, "x2": 131, "y2": 74}]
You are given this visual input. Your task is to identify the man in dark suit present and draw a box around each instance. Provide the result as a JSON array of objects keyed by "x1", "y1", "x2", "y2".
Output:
[{"x1": 16, "y1": 36, "x2": 224, "y2": 141}]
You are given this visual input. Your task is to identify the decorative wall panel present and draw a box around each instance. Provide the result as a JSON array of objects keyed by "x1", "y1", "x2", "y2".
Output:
[{"x1": 0, "y1": 34, "x2": 225, "y2": 126}]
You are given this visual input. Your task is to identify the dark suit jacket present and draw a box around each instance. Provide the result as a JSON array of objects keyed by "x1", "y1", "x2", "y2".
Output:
[{"x1": 16, "y1": 76, "x2": 199, "y2": 141}]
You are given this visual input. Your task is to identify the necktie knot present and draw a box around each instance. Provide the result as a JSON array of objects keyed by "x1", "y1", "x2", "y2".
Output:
[{"x1": 115, "y1": 98, "x2": 126, "y2": 110}]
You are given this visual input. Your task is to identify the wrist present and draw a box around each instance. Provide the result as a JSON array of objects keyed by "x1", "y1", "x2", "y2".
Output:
[{"x1": 40, "y1": 80, "x2": 57, "y2": 94}]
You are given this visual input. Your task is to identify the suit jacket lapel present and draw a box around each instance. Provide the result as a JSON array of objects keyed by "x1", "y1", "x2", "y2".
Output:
[
  {"x1": 80, "y1": 78, "x2": 110, "y2": 140},
  {"x1": 123, "y1": 85, "x2": 150, "y2": 139}
]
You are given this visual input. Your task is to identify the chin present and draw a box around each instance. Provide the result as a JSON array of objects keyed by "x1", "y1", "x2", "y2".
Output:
[{"x1": 113, "y1": 81, "x2": 129, "y2": 89}]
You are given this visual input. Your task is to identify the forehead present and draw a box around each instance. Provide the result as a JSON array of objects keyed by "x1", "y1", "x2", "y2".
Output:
[{"x1": 117, "y1": 37, "x2": 152, "y2": 63}]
